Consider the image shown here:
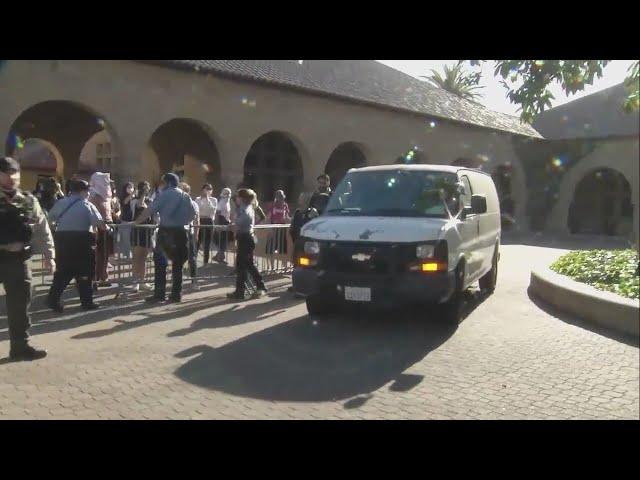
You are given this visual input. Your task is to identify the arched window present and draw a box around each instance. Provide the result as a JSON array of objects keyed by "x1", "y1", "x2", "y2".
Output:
[
  {"x1": 243, "y1": 131, "x2": 303, "y2": 202},
  {"x1": 325, "y1": 142, "x2": 367, "y2": 187}
]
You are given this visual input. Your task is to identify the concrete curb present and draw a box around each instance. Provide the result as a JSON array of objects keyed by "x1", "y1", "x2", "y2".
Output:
[{"x1": 530, "y1": 267, "x2": 639, "y2": 338}]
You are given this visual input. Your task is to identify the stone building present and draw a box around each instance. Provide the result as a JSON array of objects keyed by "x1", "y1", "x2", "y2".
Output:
[
  {"x1": 531, "y1": 83, "x2": 638, "y2": 240},
  {"x1": 1, "y1": 60, "x2": 637, "y2": 242}
]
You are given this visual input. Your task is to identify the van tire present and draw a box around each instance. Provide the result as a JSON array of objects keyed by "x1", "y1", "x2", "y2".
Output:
[
  {"x1": 442, "y1": 262, "x2": 465, "y2": 325},
  {"x1": 306, "y1": 294, "x2": 332, "y2": 317},
  {"x1": 479, "y1": 246, "x2": 499, "y2": 293}
]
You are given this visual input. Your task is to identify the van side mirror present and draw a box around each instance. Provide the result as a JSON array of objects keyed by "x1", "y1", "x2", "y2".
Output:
[{"x1": 471, "y1": 194, "x2": 487, "y2": 214}]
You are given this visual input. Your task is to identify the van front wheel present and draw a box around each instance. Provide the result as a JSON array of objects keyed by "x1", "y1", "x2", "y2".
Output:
[
  {"x1": 479, "y1": 247, "x2": 498, "y2": 293},
  {"x1": 442, "y1": 263, "x2": 465, "y2": 325},
  {"x1": 306, "y1": 294, "x2": 333, "y2": 317}
]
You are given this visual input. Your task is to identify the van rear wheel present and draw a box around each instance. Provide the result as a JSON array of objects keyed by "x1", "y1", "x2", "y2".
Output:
[{"x1": 479, "y1": 246, "x2": 498, "y2": 293}]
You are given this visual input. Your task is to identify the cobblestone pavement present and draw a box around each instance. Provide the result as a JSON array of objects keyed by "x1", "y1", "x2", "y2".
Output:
[{"x1": 1, "y1": 241, "x2": 638, "y2": 419}]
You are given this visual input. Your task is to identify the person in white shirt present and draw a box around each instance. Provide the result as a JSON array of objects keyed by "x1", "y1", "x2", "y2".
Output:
[
  {"x1": 195, "y1": 183, "x2": 217, "y2": 264},
  {"x1": 213, "y1": 187, "x2": 232, "y2": 264}
]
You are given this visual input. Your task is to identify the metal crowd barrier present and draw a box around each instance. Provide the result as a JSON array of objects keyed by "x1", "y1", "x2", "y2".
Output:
[{"x1": 30, "y1": 223, "x2": 294, "y2": 297}]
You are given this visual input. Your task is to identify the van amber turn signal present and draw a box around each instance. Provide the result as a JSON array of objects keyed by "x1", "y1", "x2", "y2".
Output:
[
  {"x1": 409, "y1": 261, "x2": 447, "y2": 272},
  {"x1": 421, "y1": 262, "x2": 442, "y2": 272},
  {"x1": 298, "y1": 256, "x2": 317, "y2": 267}
]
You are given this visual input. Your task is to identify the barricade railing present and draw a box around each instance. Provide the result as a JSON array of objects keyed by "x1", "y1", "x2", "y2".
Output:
[{"x1": 31, "y1": 223, "x2": 294, "y2": 296}]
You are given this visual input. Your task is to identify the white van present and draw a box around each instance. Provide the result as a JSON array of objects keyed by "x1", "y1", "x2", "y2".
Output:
[{"x1": 292, "y1": 164, "x2": 501, "y2": 323}]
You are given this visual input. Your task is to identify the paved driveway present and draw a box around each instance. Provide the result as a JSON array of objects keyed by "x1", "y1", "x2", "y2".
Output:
[{"x1": 0, "y1": 239, "x2": 638, "y2": 419}]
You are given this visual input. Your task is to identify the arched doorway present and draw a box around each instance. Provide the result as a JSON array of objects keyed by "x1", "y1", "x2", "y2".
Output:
[
  {"x1": 492, "y1": 163, "x2": 516, "y2": 229},
  {"x1": 11, "y1": 138, "x2": 64, "y2": 191},
  {"x1": 146, "y1": 118, "x2": 221, "y2": 191},
  {"x1": 78, "y1": 130, "x2": 117, "y2": 177},
  {"x1": 325, "y1": 142, "x2": 367, "y2": 187},
  {"x1": 243, "y1": 131, "x2": 303, "y2": 203},
  {"x1": 568, "y1": 168, "x2": 633, "y2": 236},
  {"x1": 5, "y1": 100, "x2": 119, "y2": 182},
  {"x1": 395, "y1": 147, "x2": 426, "y2": 164}
]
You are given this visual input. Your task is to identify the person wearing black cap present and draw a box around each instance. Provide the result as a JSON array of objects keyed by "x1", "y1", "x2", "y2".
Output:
[
  {"x1": 46, "y1": 179, "x2": 108, "y2": 312},
  {"x1": 0, "y1": 157, "x2": 55, "y2": 361},
  {"x1": 134, "y1": 172, "x2": 197, "y2": 303}
]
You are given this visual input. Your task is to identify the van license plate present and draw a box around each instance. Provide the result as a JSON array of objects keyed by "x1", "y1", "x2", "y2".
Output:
[{"x1": 344, "y1": 286, "x2": 371, "y2": 302}]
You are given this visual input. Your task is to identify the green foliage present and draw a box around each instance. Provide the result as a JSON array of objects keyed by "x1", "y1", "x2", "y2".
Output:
[
  {"x1": 421, "y1": 62, "x2": 484, "y2": 102},
  {"x1": 623, "y1": 61, "x2": 639, "y2": 113},
  {"x1": 550, "y1": 249, "x2": 639, "y2": 299},
  {"x1": 461, "y1": 60, "x2": 639, "y2": 123}
]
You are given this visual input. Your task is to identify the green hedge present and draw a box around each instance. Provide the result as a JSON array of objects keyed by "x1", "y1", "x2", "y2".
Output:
[{"x1": 550, "y1": 249, "x2": 639, "y2": 300}]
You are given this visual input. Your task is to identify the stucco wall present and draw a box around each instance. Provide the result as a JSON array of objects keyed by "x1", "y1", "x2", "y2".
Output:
[{"x1": 0, "y1": 60, "x2": 530, "y2": 223}]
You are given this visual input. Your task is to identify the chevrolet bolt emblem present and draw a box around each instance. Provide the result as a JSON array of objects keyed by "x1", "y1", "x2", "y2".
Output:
[{"x1": 351, "y1": 253, "x2": 371, "y2": 262}]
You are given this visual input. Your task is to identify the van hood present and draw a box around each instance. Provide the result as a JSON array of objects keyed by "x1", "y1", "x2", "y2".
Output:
[{"x1": 301, "y1": 216, "x2": 448, "y2": 243}]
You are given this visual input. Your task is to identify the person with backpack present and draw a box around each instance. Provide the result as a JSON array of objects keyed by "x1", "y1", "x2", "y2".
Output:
[{"x1": 134, "y1": 172, "x2": 197, "y2": 303}]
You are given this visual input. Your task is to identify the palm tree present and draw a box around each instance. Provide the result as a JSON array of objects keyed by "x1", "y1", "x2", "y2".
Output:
[{"x1": 422, "y1": 62, "x2": 484, "y2": 103}]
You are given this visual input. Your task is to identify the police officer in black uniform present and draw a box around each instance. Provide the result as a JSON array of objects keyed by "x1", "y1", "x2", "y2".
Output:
[{"x1": 0, "y1": 157, "x2": 55, "y2": 361}]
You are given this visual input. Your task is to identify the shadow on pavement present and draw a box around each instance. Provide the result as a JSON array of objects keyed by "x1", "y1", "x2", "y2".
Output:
[
  {"x1": 172, "y1": 290, "x2": 489, "y2": 403},
  {"x1": 70, "y1": 297, "x2": 232, "y2": 340},
  {"x1": 0, "y1": 274, "x2": 293, "y2": 339},
  {"x1": 167, "y1": 291, "x2": 301, "y2": 337},
  {"x1": 527, "y1": 287, "x2": 639, "y2": 348}
]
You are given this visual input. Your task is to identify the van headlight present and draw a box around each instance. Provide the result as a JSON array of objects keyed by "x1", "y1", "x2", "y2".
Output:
[
  {"x1": 304, "y1": 240, "x2": 321, "y2": 255},
  {"x1": 416, "y1": 244, "x2": 435, "y2": 259}
]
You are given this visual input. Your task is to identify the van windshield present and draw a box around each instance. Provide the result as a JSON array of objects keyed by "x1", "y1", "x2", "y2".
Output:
[{"x1": 325, "y1": 170, "x2": 461, "y2": 218}]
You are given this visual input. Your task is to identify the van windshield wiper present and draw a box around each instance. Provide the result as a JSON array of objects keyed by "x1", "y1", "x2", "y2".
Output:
[
  {"x1": 368, "y1": 208, "x2": 418, "y2": 216},
  {"x1": 326, "y1": 207, "x2": 362, "y2": 214}
]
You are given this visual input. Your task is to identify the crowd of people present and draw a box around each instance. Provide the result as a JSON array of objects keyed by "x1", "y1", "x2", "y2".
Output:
[{"x1": 1, "y1": 155, "x2": 333, "y2": 361}]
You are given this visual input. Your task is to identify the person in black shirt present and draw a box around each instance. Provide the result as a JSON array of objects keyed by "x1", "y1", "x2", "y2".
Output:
[
  {"x1": 119, "y1": 182, "x2": 135, "y2": 222},
  {"x1": 309, "y1": 173, "x2": 332, "y2": 208}
]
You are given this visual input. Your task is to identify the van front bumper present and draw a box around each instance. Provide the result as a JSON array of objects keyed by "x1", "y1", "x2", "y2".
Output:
[{"x1": 292, "y1": 267, "x2": 456, "y2": 306}]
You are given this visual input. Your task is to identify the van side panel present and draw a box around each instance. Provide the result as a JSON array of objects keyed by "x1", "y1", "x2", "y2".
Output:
[{"x1": 466, "y1": 170, "x2": 501, "y2": 276}]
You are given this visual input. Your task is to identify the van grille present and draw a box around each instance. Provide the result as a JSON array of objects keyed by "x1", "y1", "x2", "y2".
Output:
[{"x1": 322, "y1": 242, "x2": 417, "y2": 275}]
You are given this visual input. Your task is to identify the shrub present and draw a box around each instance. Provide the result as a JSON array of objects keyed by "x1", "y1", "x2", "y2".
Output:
[{"x1": 550, "y1": 249, "x2": 639, "y2": 300}]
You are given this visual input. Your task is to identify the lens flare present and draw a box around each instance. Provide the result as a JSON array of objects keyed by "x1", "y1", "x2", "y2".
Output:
[
  {"x1": 550, "y1": 155, "x2": 566, "y2": 170},
  {"x1": 10, "y1": 133, "x2": 25, "y2": 151}
]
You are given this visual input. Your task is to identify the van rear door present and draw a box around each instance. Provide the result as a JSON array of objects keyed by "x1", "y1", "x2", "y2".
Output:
[{"x1": 466, "y1": 170, "x2": 501, "y2": 276}]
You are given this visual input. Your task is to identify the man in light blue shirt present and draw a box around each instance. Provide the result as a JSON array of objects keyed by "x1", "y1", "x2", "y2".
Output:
[
  {"x1": 135, "y1": 173, "x2": 196, "y2": 303},
  {"x1": 137, "y1": 175, "x2": 197, "y2": 228},
  {"x1": 48, "y1": 185, "x2": 104, "y2": 232},
  {"x1": 46, "y1": 180, "x2": 107, "y2": 313}
]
